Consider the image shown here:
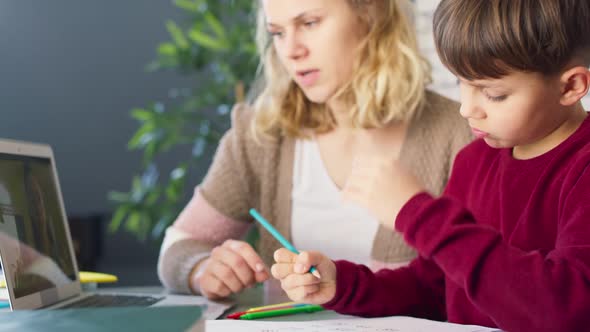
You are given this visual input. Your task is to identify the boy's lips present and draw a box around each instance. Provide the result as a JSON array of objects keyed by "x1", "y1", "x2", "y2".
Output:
[
  {"x1": 296, "y1": 69, "x2": 320, "y2": 87},
  {"x1": 471, "y1": 127, "x2": 489, "y2": 139}
]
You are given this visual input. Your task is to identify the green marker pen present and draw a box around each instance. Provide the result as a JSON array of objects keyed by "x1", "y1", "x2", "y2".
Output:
[{"x1": 239, "y1": 304, "x2": 324, "y2": 320}]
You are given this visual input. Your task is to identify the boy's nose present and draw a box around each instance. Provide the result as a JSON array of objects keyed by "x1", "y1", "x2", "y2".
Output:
[
  {"x1": 459, "y1": 104, "x2": 471, "y2": 118},
  {"x1": 459, "y1": 102, "x2": 484, "y2": 119}
]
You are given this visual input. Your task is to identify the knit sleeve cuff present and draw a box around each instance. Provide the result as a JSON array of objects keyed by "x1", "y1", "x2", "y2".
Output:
[
  {"x1": 395, "y1": 192, "x2": 435, "y2": 234},
  {"x1": 157, "y1": 238, "x2": 213, "y2": 295},
  {"x1": 321, "y1": 260, "x2": 359, "y2": 311}
]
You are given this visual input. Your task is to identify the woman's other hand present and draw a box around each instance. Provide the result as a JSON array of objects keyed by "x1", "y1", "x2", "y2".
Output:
[{"x1": 189, "y1": 240, "x2": 269, "y2": 299}]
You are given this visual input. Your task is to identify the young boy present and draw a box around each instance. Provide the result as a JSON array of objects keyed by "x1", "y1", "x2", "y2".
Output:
[{"x1": 271, "y1": 1, "x2": 590, "y2": 331}]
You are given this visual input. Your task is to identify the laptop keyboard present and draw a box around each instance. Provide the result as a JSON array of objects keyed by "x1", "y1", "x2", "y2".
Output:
[{"x1": 59, "y1": 294, "x2": 163, "y2": 309}]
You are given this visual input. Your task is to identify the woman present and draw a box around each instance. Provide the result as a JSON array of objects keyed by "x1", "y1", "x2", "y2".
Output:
[{"x1": 158, "y1": 0, "x2": 472, "y2": 300}]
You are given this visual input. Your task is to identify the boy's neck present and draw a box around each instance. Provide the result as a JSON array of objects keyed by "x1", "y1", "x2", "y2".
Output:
[{"x1": 513, "y1": 103, "x2": 588, "y2": 160}]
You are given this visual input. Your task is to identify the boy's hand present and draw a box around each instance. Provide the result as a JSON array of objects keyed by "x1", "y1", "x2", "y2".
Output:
[
  {"x1": 271, "y1": 248, "x2": 337, "y2": 304},
  {"x1": 342, "y1": 156, "x2": 425, "y2": 228}
]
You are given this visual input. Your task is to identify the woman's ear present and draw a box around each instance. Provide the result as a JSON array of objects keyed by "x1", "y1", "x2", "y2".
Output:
[{"x1": 559, "y1": 66, "x2": 590, "y2": 106}]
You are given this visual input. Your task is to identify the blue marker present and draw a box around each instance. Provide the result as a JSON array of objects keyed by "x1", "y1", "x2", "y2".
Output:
[
  {"x1": 249, "y1": 209, "x2": 319, "y2": 277},
  {"x1": 0, "y1": 301, "x2": 9, "y2": 309}
]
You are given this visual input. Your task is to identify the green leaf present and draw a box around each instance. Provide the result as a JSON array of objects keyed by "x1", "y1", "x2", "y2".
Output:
[
  {"x1": 165, "y1": 180, "x2": 183, "y2": 201},
  {"x1": 144, "y1": 141, "x2": 160, "y2": 163},
  {"x1": 128, "y1": 122, "x2": 156, "y2": 149},
  {"x1": 157, "y1": 43, "x2": 178, "y2": 57},
  {"x1": 131, "y1": 176, "x2": 143, "y2": 194},
  {"x1": 188, "y1": 29, "x2": 227, "y2": 51},
  {"x1": 174, "y1": 0, "x2": 198, "y2": 13},
  {"x1": 166, "y1": 21, "x2": 190, "y2": 49},
  {"x1": 108, "y1": 207, "x2": 129, "y2": 233},
  {"x1": 124, "y1": 212, "x2": 142, "y2": 233},
  {"x1": 113, "y1": 0, "x2": 257, "y2": 244},
  {"x1": 130, "y1": 108, "x2": 153, "y2": 121},
  {"x1": 204, "y1": 12, "x2": 225, "y2": 38},
  {"x1": 145, "y1": 188, "x2": 162, "y2": 205},
  {"x1": 138, "y1": 213, "x2": 152, "y2": 241}
]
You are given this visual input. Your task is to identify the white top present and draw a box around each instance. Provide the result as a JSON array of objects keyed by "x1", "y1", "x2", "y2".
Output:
[{"x1": 291, "y1": 139, "x2": 380, "y2": 266}]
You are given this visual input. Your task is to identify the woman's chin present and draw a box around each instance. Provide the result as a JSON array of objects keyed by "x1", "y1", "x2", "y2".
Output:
[{"x1": 299, "y1": 87, "x2": 333, "y2": 104}]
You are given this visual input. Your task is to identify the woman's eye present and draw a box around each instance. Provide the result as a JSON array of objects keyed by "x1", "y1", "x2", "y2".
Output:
[
  {"x1": 269, "y1": 31, "x2": 284, "y2": 38},
  {"x1": 304, "y1": 20, "x2": 318, "y2": 27}
]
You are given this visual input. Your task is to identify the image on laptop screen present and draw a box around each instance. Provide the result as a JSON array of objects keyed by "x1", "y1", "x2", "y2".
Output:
[{"x1": 0, "y1": 153, "x2": 75, "y2": 299}]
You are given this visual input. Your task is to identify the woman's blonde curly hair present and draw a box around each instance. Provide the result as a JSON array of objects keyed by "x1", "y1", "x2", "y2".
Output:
[{"x1": 250, "y1": 0, "x2": 431, "y2": 141}]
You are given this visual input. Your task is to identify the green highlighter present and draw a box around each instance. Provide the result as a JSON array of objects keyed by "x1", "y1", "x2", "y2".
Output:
[{"x1": 239, "y1": 304, "x2": 324, "y2": 320}]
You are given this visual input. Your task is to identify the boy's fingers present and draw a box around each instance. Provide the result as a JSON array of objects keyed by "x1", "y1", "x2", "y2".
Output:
[
  {"x1": 280, "y1": 273, "x2": 320, "y2": 291},
  {"x1": 296, "y1": 251, "x2": 325, "y2": 271},
  {"x1": 274, "y1": 248, "x2": 297, "y2": 263},
  {"x1": 270, "y1": 263, "x2": 294, "y2": 279}
]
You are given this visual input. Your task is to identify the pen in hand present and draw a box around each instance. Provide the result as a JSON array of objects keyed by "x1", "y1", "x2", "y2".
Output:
[{"x1": 249, "y1": 208, "x2": 321, "y2": 278}]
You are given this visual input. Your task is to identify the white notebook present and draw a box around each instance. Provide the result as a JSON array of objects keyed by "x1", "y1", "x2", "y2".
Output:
[{"x1": 206, "y1": 316, "x2": 501, "y2": 332}]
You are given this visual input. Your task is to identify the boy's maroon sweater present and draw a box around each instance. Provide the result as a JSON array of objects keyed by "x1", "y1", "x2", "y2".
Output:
[{"x1": 324, "y1": 116, "x2": 590, "y2": 332}]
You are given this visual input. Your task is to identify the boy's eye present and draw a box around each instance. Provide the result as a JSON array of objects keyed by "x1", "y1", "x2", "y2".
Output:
[
  {"x1": 486, "y1": 94, "x2": 508, "y2": 102},
  {"x1": 483, "y1": 90, "x2": 508, "y2": 102}
]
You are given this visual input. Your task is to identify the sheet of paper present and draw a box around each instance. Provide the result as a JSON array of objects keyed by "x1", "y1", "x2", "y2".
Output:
[{"x1": 206, "y1": 316, "x2": 501, "y2": 332}]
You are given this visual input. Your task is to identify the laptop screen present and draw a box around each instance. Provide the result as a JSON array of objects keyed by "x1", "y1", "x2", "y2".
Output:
[{"x1": 0, "y1": 153, "x2": 76, "y2": 300}]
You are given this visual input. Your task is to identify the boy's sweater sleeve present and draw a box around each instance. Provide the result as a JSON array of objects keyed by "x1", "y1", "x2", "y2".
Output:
[
  {"x1": 323, "y1": 257, "x2": 447, "y2": 320},
  {"x1": 395, "y1": 166, "x2": 590, "y2": 332}
]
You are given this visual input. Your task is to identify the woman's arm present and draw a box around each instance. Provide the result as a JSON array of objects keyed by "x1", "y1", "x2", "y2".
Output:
[
  {"x1": 157, "y1": 188, "x2": 251, "y2": 294},
  {"x1": 157, "y1": 104, "x2": 271, "y2": 296}
]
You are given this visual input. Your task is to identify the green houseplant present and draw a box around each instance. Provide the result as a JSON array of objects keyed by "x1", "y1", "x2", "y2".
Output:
[{"x1": 108, "y1": 0, "x2": 258, "y2": 242}]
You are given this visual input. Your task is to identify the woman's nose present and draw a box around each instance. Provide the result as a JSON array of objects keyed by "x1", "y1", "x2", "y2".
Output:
[{"x1": 284, "y1": 31, "x2": 307, "y2": 60}]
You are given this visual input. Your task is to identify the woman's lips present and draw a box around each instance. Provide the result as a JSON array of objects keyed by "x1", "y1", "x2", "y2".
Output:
[{"x1": 296, "y1": 69, "x2": 320, "y2": 87}]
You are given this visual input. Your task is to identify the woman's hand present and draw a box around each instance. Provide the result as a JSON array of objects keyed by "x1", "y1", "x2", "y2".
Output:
[
  {"x1": 189, "y1": 240, "x2": 269, "y2": 300},
  {"x1": 342, "y1": 156, "x2": 425, "y2": 229},
  {"x1": 271, "y1": 248, "x2": 337, "y2": 304}
]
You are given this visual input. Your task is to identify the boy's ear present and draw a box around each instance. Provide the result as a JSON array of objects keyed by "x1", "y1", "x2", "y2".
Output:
[{"x1": 560, "y1": 66, "x2": 590, "y2": 106}]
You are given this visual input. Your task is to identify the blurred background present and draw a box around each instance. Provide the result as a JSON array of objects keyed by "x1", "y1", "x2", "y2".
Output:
[
  {"x1": 1, "y1": 0, "x2": 588, "y2": 288},
  {"x1": 0, "y1": 0, "x2": 252, "y2": 286}
]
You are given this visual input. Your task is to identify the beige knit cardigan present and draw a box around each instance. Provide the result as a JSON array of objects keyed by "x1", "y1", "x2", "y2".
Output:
[{"x1": 158, "y1": 90, "x2": 472, "y2": 293}]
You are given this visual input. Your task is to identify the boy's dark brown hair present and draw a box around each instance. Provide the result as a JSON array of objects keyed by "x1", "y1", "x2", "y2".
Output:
[{"x1": 433, "y1": 0, "x2": 590, "y2": 80}]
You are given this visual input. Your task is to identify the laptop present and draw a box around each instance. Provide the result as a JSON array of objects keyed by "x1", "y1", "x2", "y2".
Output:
[{"x1": 0, "y1": 139, "x2": 226, "y2": 314}]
